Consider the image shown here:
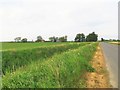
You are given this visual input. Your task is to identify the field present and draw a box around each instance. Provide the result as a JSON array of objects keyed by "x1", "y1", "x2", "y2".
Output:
[
  {"x1": 1, "y1": 42, "x2": 98, "y2": 88},
  {"x1": 1, "y1": 42, "x2": 72, "y2": 51}
]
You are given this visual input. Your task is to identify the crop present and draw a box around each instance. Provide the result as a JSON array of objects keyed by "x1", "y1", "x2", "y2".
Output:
[
  {"x1": 2, "y1": 42, "x2": 89, "y2": 75},
  {"x1": 1, "y1": 42, "x2": 87, "y2": 51},
  {"x1": 2, "y1": 42, "x2": 98, "y2": 88},
  {"x1": 1, "y1": 42, "x2": 68, "y2": 51}
]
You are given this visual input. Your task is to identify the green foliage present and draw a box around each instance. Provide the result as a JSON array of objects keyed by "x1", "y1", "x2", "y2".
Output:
[
  {"x1": 2, "y1": 42, "x2": 98, "y2": 88},
  {"x1": 21, "y1": 38, "x2": 27, "y2": 42},
  {"x1": 14, "y1": 37, "x2": 21, "y2": 42},
  {"x1": 75, "y1": 33, "x2": 85, "y2": 42},
  {"x1": 1, "y1": 42, "x2": 71, "y2": 51},
  {"x1": 49, "y1": 36, "x2": 58, "y2": 42},
  {"x1": 2, "y1": 43, "x2": 87, "y2": 75},
  {"x1": 86, "y1": 32, "x2": 98, "y2": 42},
  {"x1": 59, "y1": 36, "x2": 67, "y2": 42},
  {"x1": 36, "y1": 36, "x2": 44, "y2": 42},
  {"x1": 49, "y1": 36, "x2": 67, "y2": 42},
  {"x1": 101, "y1": 38, "x2": 104, "y2": 42}
]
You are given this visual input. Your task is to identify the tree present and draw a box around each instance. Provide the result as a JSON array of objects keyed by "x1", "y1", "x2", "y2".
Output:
[
  {"x1": 14, "y1": 37, "x2": 21, "y2": 42},
  {"x1": 36, "y1": 36, "x2": 44, "y2": 42},
  {"x1": 86, "y1": 32, "x2": 98, "y2": 42},
  {"x1": 81, "y1": 33, "x2": 85, "y2": 42},
  {"x1": 59, "y1": 36, "x2": 67, "y2": 42},
  {"x1": 75, "y1": 33, "x2": 85, "y2": 42},
  {"x1": 59, "y1": 37, "x2": 65, "y2": 42},
  {"x1": 49, "y1": 36, "x2": 67, "y2": 42},
  {"x1": 64, "y1": 35, "x2": 67, "y2": 42},
  {"x1": 56, "y1": 37, "x2": 59, "y2": 42},
  {"x1": 101, "y1": 38, "x2": 104, "y2": 41},
  {"x1": 49, "y1": 36, "x2": 57, "y2": 42},
  {"x1": 21, "y1": 38, "x2": 27, "y2": 42}
]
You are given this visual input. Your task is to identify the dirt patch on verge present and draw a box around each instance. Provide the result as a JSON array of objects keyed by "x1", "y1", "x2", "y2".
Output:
[{"x1": 86, "y1": 44, "x2": 112, "y2": 88}]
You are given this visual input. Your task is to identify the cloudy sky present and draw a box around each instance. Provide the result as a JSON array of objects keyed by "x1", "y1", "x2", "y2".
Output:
[{"x1": 0, "y1": 0, "x2": 119, "y2": 41}]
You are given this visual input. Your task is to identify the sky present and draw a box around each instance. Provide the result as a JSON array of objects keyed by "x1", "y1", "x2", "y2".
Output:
[{"x1": 0, "y1": 0, "x2": 119, "y2": 41}]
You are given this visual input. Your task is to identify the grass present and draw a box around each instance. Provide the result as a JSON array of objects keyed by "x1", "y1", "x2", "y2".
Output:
[
  {"x1": 1, "y1": 42, "x2": 74, "y2": 51},
  {"x1": 109, "y1": 42, "x2": 120, "y2": 45},
  {"x1": 2, "y1": 42, "x2": 89, "y2": 75},
  {"x1": 2, "y1": 42, "x2": 98, "y2": 88},
  {"x1": 0, "y1": 42, "x2": 1, "y2": 89},
  {"x1": 0, "y1": 77, "x2": 1, "y2": 89}
]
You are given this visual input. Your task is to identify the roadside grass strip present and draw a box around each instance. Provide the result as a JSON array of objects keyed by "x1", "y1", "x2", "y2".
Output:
[{"x1": 2, "y1": 43, "x2": 98, "y2": 88}]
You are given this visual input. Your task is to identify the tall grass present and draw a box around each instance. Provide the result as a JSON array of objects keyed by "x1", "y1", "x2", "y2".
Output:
[
  {"x1": 2, "y1": 43, "x2": 88, "y2": 75},
  {"x1": 2, "y1": 42, "x2": 98, "y2": 88},
  {"x1": 0, "y1": 53, "x2": 1, "y2": 77}
]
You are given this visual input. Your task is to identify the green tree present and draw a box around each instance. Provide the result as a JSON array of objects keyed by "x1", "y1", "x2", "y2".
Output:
[
  {"x1": 21, "y1": 38, "x2": 27, "y2": 42},
  {"x1": 75, "y1": 33, "x2": 85, "y2": 42},
  {"x1": 64, "y1": 35, "x2": 67, "y2": 42},
  {"x1": 59, "y1": 36, "x2": 67, "y2": 42},
  {"x1": 49, "y1": 36, "x2": 67, "y2": 42},
  {"x1": 59, "y1": 37, "x2": 64, "y2": 42},
  {"x1": 101, "y1": 38, "x2": 104, "y2": 42},
  {"x1": 14, "y1": 37, "x2": 21, "y2": 42},
  {"x1": 49, "y1": 36, "x2": 57, "y2": 42},
  {"x1": 86, "y1": 32, "x2": 98, "y2": 42},
  {"x1": 36, "y1": 36, "x2": 44, "y2": 42}
]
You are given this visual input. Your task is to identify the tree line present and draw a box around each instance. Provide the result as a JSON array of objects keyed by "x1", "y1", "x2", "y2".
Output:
[
  {"x1": 75, "y1": 32, "x2": 98, "y2": 42},
  {"x1": 14, "y1": 32, "x2": 98, "y2": 42}
]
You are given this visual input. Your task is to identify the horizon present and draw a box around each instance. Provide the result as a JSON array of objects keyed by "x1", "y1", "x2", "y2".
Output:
[{"x1": 0, "y1": 0, "x2": 119, "y2": 41}]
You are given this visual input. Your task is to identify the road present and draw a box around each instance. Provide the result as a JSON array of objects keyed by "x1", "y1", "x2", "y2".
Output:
[{"x1": 100, "y1": 42, "x2": 119, "y2": 88}]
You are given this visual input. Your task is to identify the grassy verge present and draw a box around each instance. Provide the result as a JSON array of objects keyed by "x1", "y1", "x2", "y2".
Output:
[
  {"x1": 2, "y1": 43, "x2": 89, "y2": 75},
  {"x1": 2, "y1": 42, "x2": 98, "y2": 88},
  {"x1": 109, "y1": 42, "x2": 120, "y2": 45},
  {"x1": 0, "y1": 42, "x2": 1, "y2": 89}
]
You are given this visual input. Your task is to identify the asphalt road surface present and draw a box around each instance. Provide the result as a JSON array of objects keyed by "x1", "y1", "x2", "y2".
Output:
[{"x1": 100, "y1": 42, "x2": 119, "y2": 88}]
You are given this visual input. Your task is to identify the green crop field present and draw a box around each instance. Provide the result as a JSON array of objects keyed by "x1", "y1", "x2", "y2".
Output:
[
  {"x1": 1, "y1": 42, "x2": 72, "y2": 51},
  {"x1": 1, "y1": 42, "x2": 98, "y2": 88}
]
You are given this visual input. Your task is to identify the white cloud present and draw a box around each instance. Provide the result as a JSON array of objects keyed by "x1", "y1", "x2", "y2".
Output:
[{"x1": 0, "y1": 0, "x2": 119, "y2": 41}]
